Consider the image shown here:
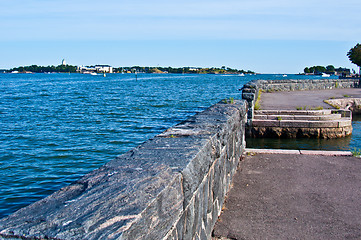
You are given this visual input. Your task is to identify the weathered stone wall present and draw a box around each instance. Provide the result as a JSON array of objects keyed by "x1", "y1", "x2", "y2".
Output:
[
  {"x1": 242, "y1": 78, "x2": 361, "y2": 122},
  {"x1": 252, "y1": 78, "x2": 360, "y2": 92},
  {"x1": 0, "y1": 100, "x2": 248, "y2": 240},
  {"x1": 325, "y1": 98, "x2": 361, "y2": 114}
]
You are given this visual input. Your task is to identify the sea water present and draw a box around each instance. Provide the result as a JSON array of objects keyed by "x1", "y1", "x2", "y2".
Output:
[{"x1": 0, "y1": 73, "x2": 359, "y2": 218}]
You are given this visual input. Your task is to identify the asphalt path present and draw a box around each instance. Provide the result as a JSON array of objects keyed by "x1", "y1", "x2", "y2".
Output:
[{"x1": 213, "y1": 152, "x2": 361, "y2": 240}]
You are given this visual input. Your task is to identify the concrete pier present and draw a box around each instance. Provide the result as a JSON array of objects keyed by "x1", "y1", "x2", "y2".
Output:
[
  {"x1": 245, "y1": 87, "x2": 361, "y2": 139},
  {"x1": 213, "y1": 81, "x2": 361, "y2": 240}
]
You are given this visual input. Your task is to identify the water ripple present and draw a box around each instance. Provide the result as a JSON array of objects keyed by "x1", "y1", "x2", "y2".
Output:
[{"x1": 0, "y1": 73, "x2": 358, "y2": 218}]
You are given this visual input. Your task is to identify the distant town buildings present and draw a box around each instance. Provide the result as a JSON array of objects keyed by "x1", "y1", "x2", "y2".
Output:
[{"x1": 77, "y1": 65, "x2": 113, "y2": 73}]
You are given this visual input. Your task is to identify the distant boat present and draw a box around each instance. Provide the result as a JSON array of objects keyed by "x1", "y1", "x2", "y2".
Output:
[
  {"x1": 239, "y1": 73, "x2": 245, "y2": 76},
  {"x1": 83, "y1": 71, "x2": 98, "y2": 75},
  {"x1": 103, "y1": 73, "x2": 106, "y2": 77},
  {"x1": 283, "y1": 74, "x2": 287, "y2": 77},
  {"x1": 322, "y1": 73, "x2": 330, "y2": 77}
]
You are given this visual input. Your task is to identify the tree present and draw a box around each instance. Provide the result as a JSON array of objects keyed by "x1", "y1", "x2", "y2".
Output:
[
  {"x1": 347, "y1": 43, "x2": 361, "y2": 74},
  {"x1": 326, "y1": 65, "x2": 335, "y2": 73}
]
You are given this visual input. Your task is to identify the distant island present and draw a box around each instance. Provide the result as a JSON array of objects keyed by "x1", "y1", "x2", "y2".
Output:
[
  {"x1": 8, "y1": 64, "x2": 77, "y2": 74},
  {"x1": 114, "y1": 66, "x2": 254, "y2": 74},
  {"x1": 5, "y1": 64, "x2": 255, "y2": 75},
  {"x1": 303, "y1": 65, "x2": 351, "y2": 76}
]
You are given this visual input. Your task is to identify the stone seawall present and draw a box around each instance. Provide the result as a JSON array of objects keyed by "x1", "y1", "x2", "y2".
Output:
[
  {"x1": 0, "y1": 100, "x2": 248, "y2": 240},
  {"x1": 325, "y1": 98, "x2": 361, "y2": 114}
]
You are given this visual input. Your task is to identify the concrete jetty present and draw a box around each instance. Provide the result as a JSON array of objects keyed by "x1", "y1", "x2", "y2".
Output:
[
  {"x1": 250, "y1": 88, "x2": 361, "y2": 138},
  {"x1": 213, "y1": 81, "x2": 361, "y2": 240},
  {"x1": 243, "y1": 81, "x2": 361, "y2": 139}
]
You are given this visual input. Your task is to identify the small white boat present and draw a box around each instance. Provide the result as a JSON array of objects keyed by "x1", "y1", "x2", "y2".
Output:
[
  {"x1": 239, "y1": 73, "x2": 245, "y2": 76},
  {"x1": 282, "y1": 74, "x2": 287, "y2": 77},
  {"x1": 322, "y1": 73, "x2": 330, "y2": 77},
  {"x1": 90, "y1": 72, "x2": 98, "y2": 76}
]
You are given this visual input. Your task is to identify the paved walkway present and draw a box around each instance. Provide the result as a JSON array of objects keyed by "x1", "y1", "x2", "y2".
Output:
[
  {"x1": 212, "y1": 150, "x2": 361, "y2": 240},
  {"x1": 260, "y1": 88, "x2": 361, "y2": 110}
]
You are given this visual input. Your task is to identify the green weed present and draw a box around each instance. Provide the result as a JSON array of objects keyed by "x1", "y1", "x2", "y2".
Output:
[
  {"x1": 223, "y1": 97, "x2": 235, "y2": 104},
  {"x1": 254, "y1": 90, "x2": 262, "y2": 110},
  {"x1": 325, "y1": 100, "x2": 341, "y2": 109},
  {"x1": 310, "y1": 106, "x2": 324, "y2": 110},
  {"x1": 351, "y1": 148, "x2": 361, "y2": 157}
]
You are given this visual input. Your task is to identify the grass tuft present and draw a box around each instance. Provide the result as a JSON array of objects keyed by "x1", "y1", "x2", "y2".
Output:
[
  {"x1": 351, "y1": 148, "x2": 361, "y2": 157},
  {"x1": 223, "y1": 97, "x2": 235, "y2": 104},
  {"x1": 254, "y1": 90, "x2": 262, "y2": 110}
]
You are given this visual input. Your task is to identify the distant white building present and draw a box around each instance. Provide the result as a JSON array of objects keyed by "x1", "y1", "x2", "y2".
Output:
[
  {"x1": 77, "y1": 65, "x2": 113, "y2": 73},
  {"x1": 95, "y1": 65, "x2": 113, "y2": 73},
  {"x1": 61, "y1": 59, "x2": 67, "y2": 65}
]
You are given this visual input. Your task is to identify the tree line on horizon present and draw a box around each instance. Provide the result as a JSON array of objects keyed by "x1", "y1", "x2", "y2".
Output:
[
  {"x1": 114, "y1": 66, "x2": 254, "y2": 74},
  {"x1": 7, "y1": 65, "x2": 254, "y2": 74},
  {"x1": 303, "y1": 65, "x2": 351, "y2": 75},
  {"x1": 303, "y1": 44, "x2": 361, "y2": 76},
  {"x1": 9, "y1": 65, "x2": 77, "y2": 73}
]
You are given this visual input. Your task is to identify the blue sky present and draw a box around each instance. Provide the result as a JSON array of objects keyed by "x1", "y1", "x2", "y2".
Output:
[{"x1": 1, "y1": 0, "x2": 360, "y2": 73}]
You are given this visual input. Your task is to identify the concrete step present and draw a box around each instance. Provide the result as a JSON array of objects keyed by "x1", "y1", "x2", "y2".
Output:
[
  {"x1": 252, "y1": 118, "x2": 351, "y2": 128},
  {"x1": 255, "y1": 110, "x2": 332, "y2": 116},
  {"x1": 254, "y1": 114, "x2": 342, "y2": 121},
  {"x1": 250, "y1": 109, "x2": 352, "y2": 138},
  {"x1": 245, "y1": 148, "x2": 353, "y2": 156}
]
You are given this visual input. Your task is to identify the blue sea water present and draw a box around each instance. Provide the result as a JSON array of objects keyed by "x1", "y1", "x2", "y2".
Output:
[{"x1": 0, "y1": 73, "x2": 360, "y2": 218}]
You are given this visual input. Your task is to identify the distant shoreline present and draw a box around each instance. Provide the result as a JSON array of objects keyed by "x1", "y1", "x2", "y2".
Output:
[{"x1": 4, "y1": 65, "x2": 255, "y2": 75}]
